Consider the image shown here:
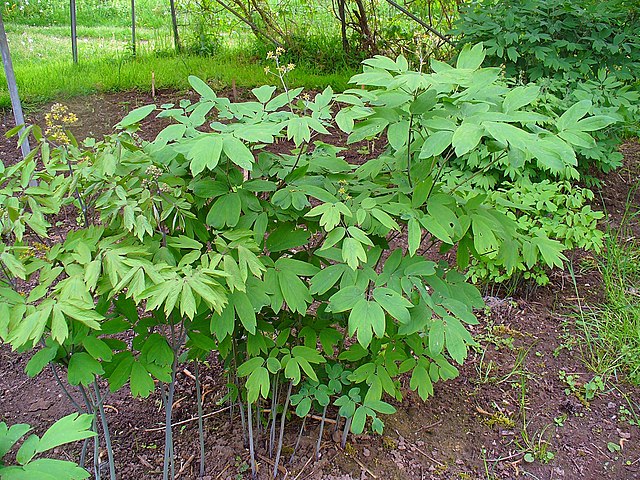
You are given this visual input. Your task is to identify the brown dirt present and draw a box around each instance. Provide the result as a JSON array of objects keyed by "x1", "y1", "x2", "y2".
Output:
[{"x1": 2, "y1": 92, "x2": 640, "y2": 480}]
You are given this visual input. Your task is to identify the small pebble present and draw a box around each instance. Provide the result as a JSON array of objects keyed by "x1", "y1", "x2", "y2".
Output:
[{"x1": 363, "y1": 447, "x2": 371, "y2": 457}]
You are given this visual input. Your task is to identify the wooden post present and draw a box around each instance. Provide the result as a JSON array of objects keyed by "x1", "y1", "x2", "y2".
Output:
[
  {"x1": 70, "y1": 0, "x2": 78, "y2": 63},
  {"x1": 0, "y1": 10, "x2": 31, "y2": 160},
  {"x1": 131, "y1": 0, "x2": 136, "y2": 56},
  {"x1": 169, "y1": 0, "x2": 181, "y2": 52}
]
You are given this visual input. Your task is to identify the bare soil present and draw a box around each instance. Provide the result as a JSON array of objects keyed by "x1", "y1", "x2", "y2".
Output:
[{"x1": 2, "y1": 92, "x2": 640, "y2": 480}]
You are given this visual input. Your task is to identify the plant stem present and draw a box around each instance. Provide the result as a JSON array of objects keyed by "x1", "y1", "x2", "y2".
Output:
[
  {"x1": 80, "y1": 387, "x2": 101, "y2": 480},
  {"x1": 269, "y1": 373, "x2": 279, "y2": 457},
  {"x1": 407, "y1": 114, "x2": 414, "y2": 188},
  {"x1": 273, "y1": 381, "x2": 293, "y2": 478},
  {"x1": 195, "y1": 360, "x2": 205, "y2": 477},
  {"x1": 340, "y1": 417, "x2": 352, "y2": 449},
  {"x1": 316, "y1": 405, "x2": 328, "y2": 460},
  {"x1": 163, "y1": 321, "x2": 183, "y2": 480},
  {"x1": 288, "y1": 416, "x2": 306, "y2": 464},
  {"x1": 49, "y1": 362, "x2": 83, "y2": 411},
  {"x1": 93, "y1": 380, "x2": 116, "y2": 480},
  {"x1": 247, "y1": 402, "x2": 257, "y2": 480}
]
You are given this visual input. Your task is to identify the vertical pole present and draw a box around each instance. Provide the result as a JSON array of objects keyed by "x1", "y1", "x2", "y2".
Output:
[
  {"x1": 169, "y1": 0, "x2": 181, "y2": 52},
  {"x1": 0, "y1": 10, "x2": 31, "y2": 160},
  {"x1": 131, "y1": 0, "x2": 136, "y2": 56},
  {"x1": 70, "y1": 0, "x2": 78, "y2": 63}
]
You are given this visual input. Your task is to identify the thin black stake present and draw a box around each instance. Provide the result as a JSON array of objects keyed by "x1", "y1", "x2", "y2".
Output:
[
  {"x1": 0, "y1": 9, "x2": 31, "y2": 160},
  {"x1": 70, "y1": 0, "x2": 78, "y2": 63},
  {"x1": 130, "y1": 0, "x2": 136, "y2": 56}
]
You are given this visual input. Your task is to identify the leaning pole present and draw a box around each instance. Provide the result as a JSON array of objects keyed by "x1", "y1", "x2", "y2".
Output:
[{"x1": 0, "y1": 9, "x2": 31, "y2": 160}]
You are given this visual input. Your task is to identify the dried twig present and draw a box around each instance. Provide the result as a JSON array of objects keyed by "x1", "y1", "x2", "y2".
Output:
[{"x1": 144, "y1": 405, "x2": 232, "y2": 432}]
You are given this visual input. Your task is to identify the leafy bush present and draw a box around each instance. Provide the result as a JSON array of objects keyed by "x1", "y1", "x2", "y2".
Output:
[
  {"x1": 0, "y1": 413, "x2": 95, "y2": 479},
  {"x1": 337, "y1": 45, "x2": 614, "y2": 285},
  {"x1": 453, "y1": 0, "x2": 640, "y2": 84},
  {"x1": 0, "y1": 45, "x2": 603, "y2": 476}
]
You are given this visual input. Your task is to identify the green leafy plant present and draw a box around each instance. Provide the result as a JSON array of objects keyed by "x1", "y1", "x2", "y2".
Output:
[
  {"x1": 0, "y1": 44, "x2": 604, "y2": 478},
  {"x1": 453, "y1": 0, "x2": 640, "y2": 84},
  {"x1": 0, "y1": 413, "x2": 95, "y2": 479}
]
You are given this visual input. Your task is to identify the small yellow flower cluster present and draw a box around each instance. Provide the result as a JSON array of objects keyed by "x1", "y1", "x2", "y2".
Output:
[
  {"x1": 264, "y1": 48, "x2": 295, "y2": 77},
  {"x1": 266, "y1": 47, "x2": 286, "y2": 60},
  {"x1": 145, "y1": 165, "x2": 163, "y2": 179},
  {"x1": 337, "y1": 181, "x2": 351, "y2": 199},
  {"x1": 44, "y1": 103, "x2": 78, "y2": 144}
]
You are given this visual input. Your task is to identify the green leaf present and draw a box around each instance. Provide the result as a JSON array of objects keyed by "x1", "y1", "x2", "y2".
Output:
[
  {"x1": 429, "y1": 319, "x2": 445, "y2": 355},
  {"x1": 557, "y1": 100, "x2": 592, "y2": 131},
  {"x1": 246, "y1": 367, "x2": 270, "y2": 403},
  {"x1": 117, "y1": 105, "x2": 156, "y2": 127},
  {"x1": 295, "y1": 397, "x2": 312, "y2": 417},
  {"x1": 0, "y1": 423, "x2": 31, "y2": 459},
  {"x1": 408, "y1": 218, "x2": 422, "y2": 256},
  {"x1": 238, "y1": 357, "x2": 265, "y2": 377},
  {"x1": 410, "y1": 364, "x2": 433, "y2": 400},
  {"x1": 266, "y1": 224, "x2": 310, "y2": 252},
  {"x1": 82, "y1": 337, "x2": 113, "y2": 361},
  {"x1": 231, "y1": 291, "x2": 257, "y2": 335},
  {"x1": 574, "y1": 115, "x2": 617, "y2": 132},
  {"x1": 223, "y1": 136, "x2": 254, "y2": 170},
  {"x1": 373, "y1": 287, "x2": 412, "y2": 324},
  {"x1": 130, "y1": 361, "x2": 155, "y2": 398},
  {"x1": 206, "y1": 193, "x2": 241, "y2": 229},
  {"x1": 420, "y1": 130, "x2": 453, "y2": 159},
  {"x1": 67, "y1": 353, "x2": 104, "y2": 386},
  {"x1": 503, "y1": 85, "x2": 539, "y2": 113},
  {"x1": 37, "y1": 414, "x2": 95, "y2": 453},
  {"x1": 25, "y1": 347, "x2": 57, "y2": 378},
  {"x1": 365, "y1": 400, "x2": 396, "y2": 415},
  {"x1": 351, "y1": 406, "x2": 367, "y2": 434},
  {"x1": 188, "y1": 76, "x2": 216, "y2": 99},
  {"x1": 59, "y1": 303, "x2": 102, "y2": 330},
  {"x1": 310, "y1": 264, "x2": 346, "y2": 295},
  {"x1": 452, "y1": 122, "x2": 484, "y2": 156},
  {"x1": 188, "y1": 135, "x2": 223, "y2": 175},
  {"x1": 348, "y1": 298, "x2": 385, "y2": 348},
  {"x1": 252, "y1": 85, "x2": 277, "y2": 103},
  {"x1": 456, "y1": 43, "x2": 485, "y2": 70},
  {"x1": 342, "y1": 237, "x2": 367, "y2": 270},
  {"x1": 328, "y1": 286, "x2": 364, "y2": 313}
]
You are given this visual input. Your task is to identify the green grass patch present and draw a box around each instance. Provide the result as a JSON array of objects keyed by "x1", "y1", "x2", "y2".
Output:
[
  {"x1": 1, "y1": 25, "x2": 355, "y2": 109},
  {"x1": 576, "y1": 194, "x2": 640, "y2": 384}
]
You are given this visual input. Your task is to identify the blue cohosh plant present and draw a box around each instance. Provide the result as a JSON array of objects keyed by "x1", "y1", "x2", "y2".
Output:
[
  {"x1": 0, "y1": 413, "x2": 95, "y2": 480},
  {"x1": 449, "y1": 0, "x2": 638, "y2": 284},
  {"x1": 0, "y1": 44, "x2": 609, "y2": 478}
]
